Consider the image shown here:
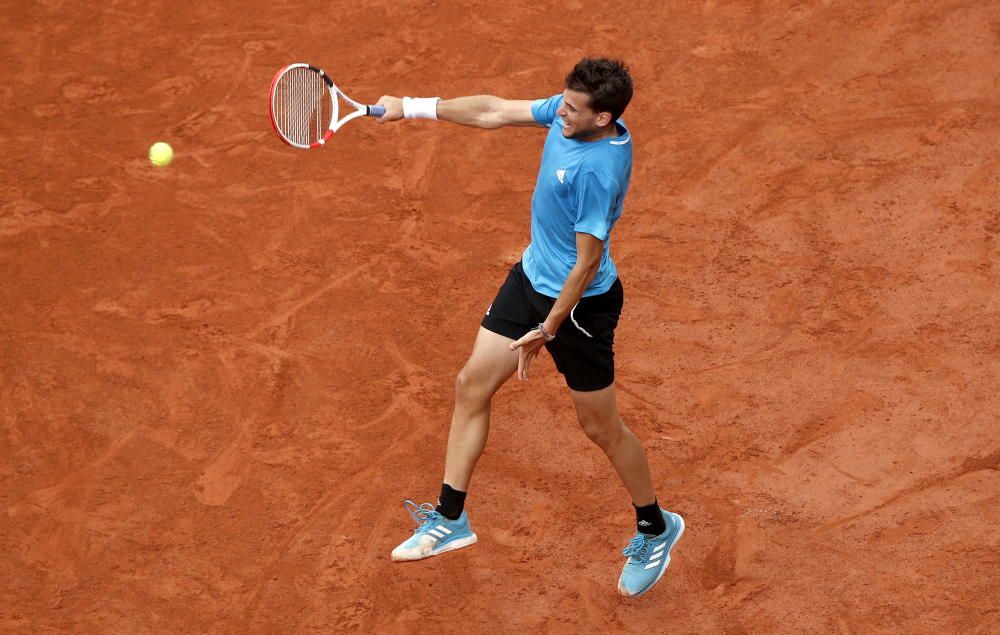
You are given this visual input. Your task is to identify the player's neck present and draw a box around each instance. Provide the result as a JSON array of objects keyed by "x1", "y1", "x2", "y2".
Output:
[{"x1": 578, "y1": 122, "x2": 621, "y2": 142}]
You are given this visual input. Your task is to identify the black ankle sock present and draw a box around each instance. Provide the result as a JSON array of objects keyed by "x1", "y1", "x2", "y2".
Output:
[
  {"x1": 634, "y1": 499, "x2": 667, "y2": 536},
  {"x1": 436, "y1": 483, "x2": 467, "y2": 520}
]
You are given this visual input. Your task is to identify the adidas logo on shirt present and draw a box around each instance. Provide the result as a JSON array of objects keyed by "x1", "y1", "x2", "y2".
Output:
[{"x1": 556, "y1": 169, "x2": 566, "y2": 183}]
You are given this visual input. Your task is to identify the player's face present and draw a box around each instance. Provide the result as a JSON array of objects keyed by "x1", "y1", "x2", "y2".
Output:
[{"x1": 557, "y1": 89, "x2": 611, "y2": 140}]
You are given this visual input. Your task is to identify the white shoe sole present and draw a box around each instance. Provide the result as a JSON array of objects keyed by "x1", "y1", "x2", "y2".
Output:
[
  {"x1": 618, "y1": 513, "x2": 685, "y2": 598},
  {"x1": 391, "y1": 533, "x2": 478, "y2": 562}
]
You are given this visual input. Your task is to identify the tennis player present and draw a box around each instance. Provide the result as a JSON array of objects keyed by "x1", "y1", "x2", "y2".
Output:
[{"x1": 375, "y1": 58, "x2": 683, "y2": 598}]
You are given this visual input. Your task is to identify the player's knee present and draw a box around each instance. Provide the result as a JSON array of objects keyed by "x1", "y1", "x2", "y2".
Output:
[
  {"x1": 454, "y1": 367, "x2": 489, "y2": 406},
  {"x1": 579, "y1": 414, "x2": 624, "y2": 451},
  {"x1": 454, "y1": 367, "x2": 471, "y2": 396}
]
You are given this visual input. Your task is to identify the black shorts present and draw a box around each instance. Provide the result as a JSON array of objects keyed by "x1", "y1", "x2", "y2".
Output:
[{"x1": 481, "y1": 262, "x2": 624, "y2": 392}]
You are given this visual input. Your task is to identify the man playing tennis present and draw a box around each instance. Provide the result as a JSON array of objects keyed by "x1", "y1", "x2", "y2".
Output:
[{"x1": 375, "y1": 58, "x2": 683, "y2": 598}]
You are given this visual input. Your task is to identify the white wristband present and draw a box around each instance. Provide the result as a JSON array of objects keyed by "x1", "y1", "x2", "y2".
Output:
[{"x1": 402, "y1": 96, "x2": 440, "y2": 120}]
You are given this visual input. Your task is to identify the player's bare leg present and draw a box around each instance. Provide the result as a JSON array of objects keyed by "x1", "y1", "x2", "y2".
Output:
[
  {"x1": 443, "y1": 327, "x2": 519, "y2": 490},
  {"x1": 569, "y1": 384, "x2": 655, "y2": 505},
  {"x1": 570, "y1": 383, "x2": 685, "y2": 597},
  {"x1": 392, "y1": 327, "x2": 517, "y2": 562}
]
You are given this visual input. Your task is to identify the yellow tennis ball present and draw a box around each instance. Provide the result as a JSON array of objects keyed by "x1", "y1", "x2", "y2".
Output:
[{"x1": 149, "y1": 141, "x2": 174, "y2": 167}]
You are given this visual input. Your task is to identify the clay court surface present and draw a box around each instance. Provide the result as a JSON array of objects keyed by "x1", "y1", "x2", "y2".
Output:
[{"x1": 2, "y1": 1, "x2": 998, "y2": 632}]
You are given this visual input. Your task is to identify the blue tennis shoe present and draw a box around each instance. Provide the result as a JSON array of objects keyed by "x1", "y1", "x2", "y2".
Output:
[
  {"x1": 618, "y1": 509, "x2": 685, "y2": 597},
  {"x1": 391, "y1": 499, "x2": 478, "y2": 562}
]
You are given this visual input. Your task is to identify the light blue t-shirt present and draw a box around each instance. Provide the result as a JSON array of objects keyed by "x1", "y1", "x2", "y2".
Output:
[{"x1": 521, "y1": 93, "x2": 632, "y2": 298}]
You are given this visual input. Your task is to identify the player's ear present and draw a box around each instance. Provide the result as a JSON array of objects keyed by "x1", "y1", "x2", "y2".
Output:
[{"x1": 596, "y1": 111, "x2": 613, "y2": 127}]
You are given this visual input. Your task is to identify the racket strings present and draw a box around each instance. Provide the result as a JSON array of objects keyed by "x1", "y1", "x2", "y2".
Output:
[{"x1": 273, "y1": 67, "x2": 330, "y2": 147}]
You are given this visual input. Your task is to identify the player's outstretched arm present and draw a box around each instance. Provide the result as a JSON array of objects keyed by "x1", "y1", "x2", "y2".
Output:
[
  {"x1": 375, "y1": 95, "x2": 538, "y2": 128},
  {"x1": 439, "y1": 97, "x2": 537, "y2": 128}
]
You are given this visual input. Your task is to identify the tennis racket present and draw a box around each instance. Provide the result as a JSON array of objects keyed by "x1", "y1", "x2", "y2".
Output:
[{"x1": 268, "y1": 63, "x2": 385, "y2": 149}]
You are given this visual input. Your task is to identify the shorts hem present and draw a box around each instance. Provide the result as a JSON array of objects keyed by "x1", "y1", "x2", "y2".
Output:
[
  {"x1": 564, "y1": 376, "x2": 615, "y2": 392},
  {"x1": 481, "y1": 315, "x2": 530, "y2": 341}
]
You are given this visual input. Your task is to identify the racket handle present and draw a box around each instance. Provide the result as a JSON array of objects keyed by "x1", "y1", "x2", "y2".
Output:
[{"x1": 367, "y1": 104, "x2": 386, "y2": 117}]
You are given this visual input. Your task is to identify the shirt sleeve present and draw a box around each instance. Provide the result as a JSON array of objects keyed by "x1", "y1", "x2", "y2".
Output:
[
  {"x1": 573, "y1": 171, "x2": 619, "y2": 241},
  {"x1": 531, "y1": 94, "x2": 563, "y2": 126}
]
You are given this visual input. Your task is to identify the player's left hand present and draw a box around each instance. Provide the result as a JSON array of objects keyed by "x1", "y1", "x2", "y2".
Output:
[{"x1": 510, "y1": 328, "x2": 548, "y2": 381}]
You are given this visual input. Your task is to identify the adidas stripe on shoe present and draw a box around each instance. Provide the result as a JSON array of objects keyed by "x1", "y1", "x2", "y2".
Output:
[
  {"x1": 391, "y1": 499, "x2": 478, "y2": 562},
  {"x1": 618, "y1": 509, "x2": 685, "y2": 597}
]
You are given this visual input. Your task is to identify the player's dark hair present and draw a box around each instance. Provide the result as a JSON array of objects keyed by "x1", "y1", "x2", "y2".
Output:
[{"x1": 564, "y1": 57, "x2": 633, "y2": 122}]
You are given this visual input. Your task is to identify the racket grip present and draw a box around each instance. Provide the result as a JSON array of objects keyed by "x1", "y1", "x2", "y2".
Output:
[{"x1": 367, "y1": 104, "x2": 386, "y2": 117}]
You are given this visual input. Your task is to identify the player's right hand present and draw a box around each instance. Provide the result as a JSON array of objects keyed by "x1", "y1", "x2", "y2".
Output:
[
  {"x1": 510, "y1": 328, "x2": 547, "y2": 381},
  {"x1": 376, "y1": 96, "x2": 403, "y2": 123}
]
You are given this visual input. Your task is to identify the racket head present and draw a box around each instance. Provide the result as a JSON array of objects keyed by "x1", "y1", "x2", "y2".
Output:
[{"x1": 268, "y1": 63, "x2": 338, "y2": 149}]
